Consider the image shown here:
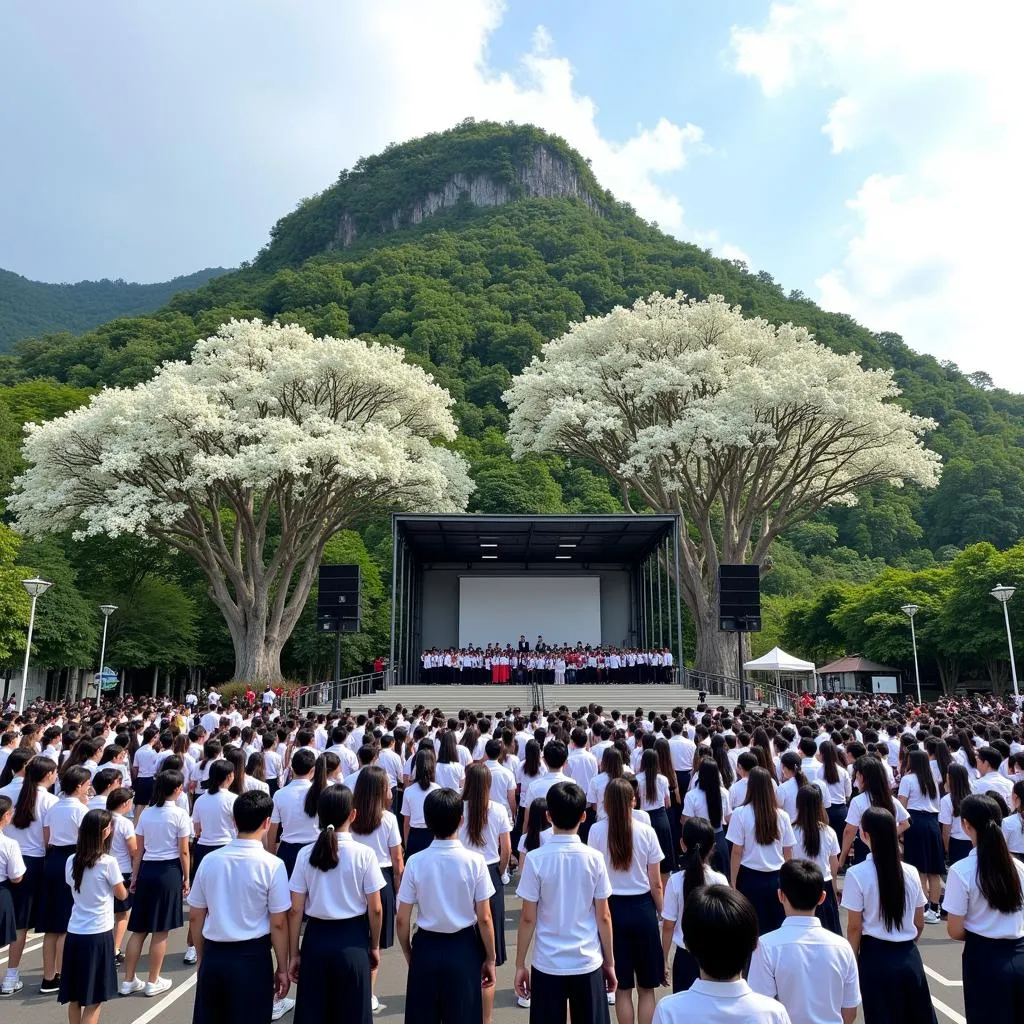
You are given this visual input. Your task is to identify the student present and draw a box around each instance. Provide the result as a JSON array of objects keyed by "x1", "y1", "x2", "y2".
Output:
[
  {"x1": 3, "y1": 755, "x2": 58, "y2": 995},
  {"x1": 39, "y1": 764, "x2": 92, "y2": 992},
  {"x1": 436, "y1": 732, "x2": 466, "y2": 792},
  {"x1": 88, "y1": 769, "x2": 122, "y2": 812},
  {"x1": 748, "y1": 859, "x2": 860, "y2": 1024},
  {"x1": 726, "y1": 767, "x2": 795, "y2": 935},
  {"x1": 268, "y1": 749, "x2": 319, "y2": 877},
  {"x1": 651, "y1": 885, "x2": 790, "y2": 1024},
  {"x1": 588, "y1": 748, "x2": 624, "y2": 823},
  {"x1": 131, "y1": 729, "x2": 160, "y2": 817},
  {"x1": 104, "y1": 787, "x2": 136, "y2": 964},
  {"x1": 791, "y1": 785, "x2": 842, "y2": 935},
  {"x1": 634, "y1": 749, "x2": 673, "y2": 874},
  {"x1": 351, "y1": 766, "x2": 403, "y2": 1012},
  {"x1": 288, "y1": 785, "x2": 385, "y2": 1024},
  {"x1": 943, "y1": 793, "x2": 1024, "y2": 1023},
  {"x1": 840, "y1": 807, "x2": 935, "y2": 1024},
  {"x1": 58, "y1": 810, "x2": 127, "y2": 1024},
  {"x1": 660, "y1": 818, "x2": 727, "y2": 993},
  {"x1": 515, "y1": 780, "x2": 615, "y2": 1024},
  {"x1": 840, "y1": 756, "x2": 910, "y2": 866},
  {"x1": 817, "y1": 741, "x2": 852, "y2": 840},
  {"x1": 681, "y1": 761, "x2": 731, "y2": 874},
  {"x1": 120, "y1": 770, "x2": 191, "y2": 997},
  {"x1": 396, "y1": 788, "x2": 497, "y2": 1024},
  {"x1": 402, "y1": 749, "x2": 440, "y2": 860},
  {"x1": 940, "y1": 764, "x2": 974, "y2": 866},
  {"x1": 1004, "y1": 781, "x2": 1024, "y2": 861},
  {"x1": 517, "y1": 796, "x2": 550, "y2": 875},
  {"x1": 898, "y1": 749, "x2": 944, "y2": 922},
  {"x1": 587, "y1": 779, "x2": 663, "y2": 1024},
  {"x1": 187, "y1": 790, "x2": 293, "y2": 1024},
  {"x1": 0, "y1": 795, "x2": 27, "y2": 974},
  {"x1": 459, "y1": 764, "x2": 512, "y2": 1024}
]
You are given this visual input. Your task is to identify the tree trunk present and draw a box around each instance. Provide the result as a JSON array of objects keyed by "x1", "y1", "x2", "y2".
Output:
[
  {"x1": 693, "y1": 607, "x2": 740, "y2": 678},
  {"x1": 232, "y1": 628, "x2": 286, "y2": 685}
]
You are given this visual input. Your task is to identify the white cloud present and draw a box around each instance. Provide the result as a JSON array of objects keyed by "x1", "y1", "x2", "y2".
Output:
[{"x1": 730, "y1": 1, "x2": 1024, "y2": 389}]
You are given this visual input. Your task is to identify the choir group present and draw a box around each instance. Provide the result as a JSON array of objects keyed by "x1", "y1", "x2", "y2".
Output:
[{"x1": 1, "y1": 689, "x2": 1024, "y2": 1024}]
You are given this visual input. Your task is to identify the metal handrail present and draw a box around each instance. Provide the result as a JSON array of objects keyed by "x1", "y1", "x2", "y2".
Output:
[
  {"x1": 290, "y1": 670, "x2": 388, "y2": 713},
  {"x1": 682, "y1": 667, "x2": 799, "y2": 710}
]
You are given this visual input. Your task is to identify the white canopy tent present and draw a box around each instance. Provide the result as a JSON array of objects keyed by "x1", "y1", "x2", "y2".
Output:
[{"x1": 744, "y1": 646, "x2": 818, "y2": 693}]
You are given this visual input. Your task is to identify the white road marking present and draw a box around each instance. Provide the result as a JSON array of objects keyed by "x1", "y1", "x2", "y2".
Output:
[
  {"x1": 127, "y1": 974, "x2": 197, "y2": 1024},
  {"x1": 924, "y1": 965, "x2": 963, "y2": 987},
  {"x1": 0, "y1": 939, "x2": 43, "y2": 965},
  {"x1": 932, "y1": 996, "x2": 967, "y2": 1024}
]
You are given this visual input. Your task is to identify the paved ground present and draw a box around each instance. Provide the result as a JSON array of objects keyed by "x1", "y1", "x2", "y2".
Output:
[{"x1": 3, "y1": 881, "x2": 969, "y2": 1024}]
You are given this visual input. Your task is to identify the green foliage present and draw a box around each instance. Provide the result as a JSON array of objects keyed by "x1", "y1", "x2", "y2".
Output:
[
  {"x1": 0, "y1": 524, "x2": 31, "y2": 661},
  {"x1": 0, "y1": 267, "x2": 227, "y2": 352}
]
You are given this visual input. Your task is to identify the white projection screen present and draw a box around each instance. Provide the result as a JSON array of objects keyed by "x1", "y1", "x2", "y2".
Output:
[{"x1": 458, "y1": 576, "x2": 601, "y2": 648}]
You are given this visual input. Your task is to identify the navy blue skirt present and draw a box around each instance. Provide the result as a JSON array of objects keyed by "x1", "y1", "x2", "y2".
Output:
[
  {"x1": 859, "y1": 935, "x2": 936, "y2": 1024},
  {"x1": 133, "y1": 776, "x2": 154, "y2": 806},
  {"x1": 379, "y1": 864, "x2": 395, "y2": 949},
  {"x1": 128, "y1": 858, "x2": 183, "y2": 934},
  {"x1": 948, "y1": 836, "x2": 973, "y2": 866},
  {"x1": 963, "y1": 932, "x2": 1024, "y2": 1024},
  {"x1": 113, "y1": 871, "x2": 133, "y2": 914},
  {"x1": 737, "y1": 865, "x2": 784, "y2": 935},
  {"x1": 816, "y1": 878, "x2": 842, "y2": 935},
  {"x1": 903, "y1": 810, "x2": 944, "y2": 875},
  {"x1": 58, "y1": 929, "x2": 117, "y2": 1006},
  {"x1": 194, "y1": 935, "x2": 273, "y2": 1024},
  {"x1": 0, "y1": 880, "x2": 15, "y2": 946},
  {"x1": 406, "y1": 826, "x2": 432, "y2": 860},
  {"x1": 671, "y1": 943, "x2": 699, "y2": 993},
  {"x1": 296, "y1": 916, "x2": 372, "y2": 1024},
  {"x1": 487, "y1": 862, "x2": 507, "y2": 967},
  {"x1": 39, "y1": 845, "x2": 76, "y2": 934},
  {"x1": 608, "y1": 891, "x2": 663, "y2": 991},
  {"x1": 192, "y1": 841, "x2": 226, "y2": 878},
  {"x1": 648, "y1": 807, "x2": 675, "y2": 873},
  {"x1": 10, "y1": 854, "x2": 44, "y2": 931},
  {"x1": 276, "y1": 840, "x2": 305, "y2": 879}
]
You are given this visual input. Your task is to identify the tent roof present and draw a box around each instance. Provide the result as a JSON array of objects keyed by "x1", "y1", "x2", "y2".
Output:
[
  {"x1": 817, "y1": 655, "x2": 898, "y2": 674},
  {"x1": 743, "y1": 646, "x2": 816, "y2": 673}
]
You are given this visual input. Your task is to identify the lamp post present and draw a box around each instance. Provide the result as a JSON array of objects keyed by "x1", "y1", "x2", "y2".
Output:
[
  {"x1": 18, "y1": 577, "x2": 52, "y2": 713},
  {"x1": 991, "y1": 584, "x2": 1019, "y2": 701},
  {"x1": 97, "y1": 604, "x2": 118, "y2": 702},
  {"x1": 901, "y1": 603, "x2": 922, "y2": 705}
]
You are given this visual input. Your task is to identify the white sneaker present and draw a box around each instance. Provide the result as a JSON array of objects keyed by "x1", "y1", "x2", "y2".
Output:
[
  {"x1": 501, "y1": 870, "x2": 511, "y2": 885},
  {"x1": 183, "y1": 946, "x2": 198, "y2": 965},
  {"x1": 144, "y1": 978, "x2": 172, "y2": 997},
  {"x1": 517, "y1": 996, "x2": 531, "y2": 1009},
  {"x1": 0, "y1": 975, "x2": 22, "y2": 996},
  {"x1": 607, "y1": 992, "x2": 616, "y2": 1005},
  {"x1": 371, "y1": 995, "x2": 381, "y2": 1012},
  {"x1": 119, "y1": 978, "x2": 145, "y2": 996},
  {"x1": 271, "y1": 997, "x2": 295, "y2": 1020},
  {"x1": 923, "y1": 909, "x2": 940, "y2": 924}
]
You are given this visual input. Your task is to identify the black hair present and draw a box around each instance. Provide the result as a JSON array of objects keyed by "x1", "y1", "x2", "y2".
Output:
[
  {"x1": 290, "y1": 747, "x2": 317, "y2": 778},
  {"x1": 71, "y1": 809, "x2": 112, "y2": 892},
  {"x1": 960, "y1": 794, "x2": 1023, "y2": 914},
  {"x1": 206, "y1": 759, "x2": 234, "y2": 794},
  {"x1": 424, "y1": 787, "x2": 462, "y2": 838},
  {"x1": 547, "y1": 780, "x2": 587, "y2": 830},
  {"x1": 681, "y1": 885, "x2": 759, "y2": 980},
  {"x1": 946, "y1": 763, "x2": 971, "y2": 817},
  {"x1": 413, "y1": 748, "x2": 437, "y2": 791},
  {"x1": 543, "y1": 741, "x2": 567, "y2": 770},
  {"x1": 908, "y1": 749, "x2": 938, "y2": 800},
  {"x1": 232, "y1": 790, "x2": 274, "y2": 833},
  {"x1": 106, "y1": 786, "x2": 133, "y2": 812},
  {"x1": 92, "y1": 767, "x2": 122, "y2": 796},
  {"x1": 13, "y1": 757, "x2": 57, "y2": 829},
  {"x1": 680, "y1": 817, "x2": 715, "y2": 902},
  {"x1": 744, "y1": 767, "x2": 780, "y2": 846},
  {"x1": 150, "y1": 769, "x2": 184, "y2": 806},
  {"x1": 308, "y1": 785, "x2": 355, "y2": 872},
  {"x1": 780, "y1": 858, "x2": 825, "y2": 911},
  {"x1": 524, "y1": 797, "x2": 548, "y2": 853},
  {"x1": 304, "y1": 752, "x2": 339, "y2": 817},
  {"x1": 861, "y1": 807, "x2": 906, "y2": 933},
  {"x1": 696, "y1": 759, "x2": 724, "y2": 829},
  {"x1": 0, "y1": 748, "x2": 32, "y2": 788},
  {"x1": 60, "y1": 765, "x2": 92, "y2": 797}
]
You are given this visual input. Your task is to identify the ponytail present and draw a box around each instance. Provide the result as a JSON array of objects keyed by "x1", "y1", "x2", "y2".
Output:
[
  {"x1": 781, "y1": 751, "x2": 806, "y2": 789},
  {"x1": 961, "y1": 794, "x2": 1023, "y2": 914},
  {"x1": 72, "y1": 810, "x2": 112, "y2": 892},
  {"x1": 13, "y1": 757, "x2": 57, "y2": 829},
  {"x1": 862, "y1": 807, "x2": 906, "y2": 932},
  {"x1": 680, "y1": 817, "x2": 714, "y2": 902},
  {"x1": 605, "y1": 778, "x2": 634, "y2": 871},
  {"x1": 308, "y1": 785, "x2": 354, "y2": 872},
  {"x1": 794, "y1": 784, "x2": 827, "y2": 859},
  {"x1": 150, "y1": 769, "x2": 184, "y2": 806},
  {"x1": 304, "y1": 752, "x2": 336, "y2": 817},
  {"x1": 697, "y1": 760, "x2": 724, "y2": 829},
  {"x1": 205, "y1": 759, "x2": 233, "y2": 795},
  {"x1": 745, "y1": 768, "x2": 780, "y2": 846},
  {"x1": 640, "y1": 750, "x2": 659, "y2": 805},
  {"x1": 463, "y1": 764, "x2": 490, "y2": 848}
]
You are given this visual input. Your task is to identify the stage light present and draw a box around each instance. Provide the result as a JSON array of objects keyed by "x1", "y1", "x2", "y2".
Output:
[
  {"x1": 558, "y1": 543, "x2": 577, "y2": 548},
  {"x1": 555, "y1": 555, "x2": 571, "y2": 560},
  {"x1": 482, "y1": 555, "x2": 498, "y2": 560},
  {"x1": 480, "y1": 543, "x2": 498, "y2": 548}
]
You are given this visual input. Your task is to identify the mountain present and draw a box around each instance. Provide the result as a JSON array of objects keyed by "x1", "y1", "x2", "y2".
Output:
[
  {"x1": 1, "y1": 119, "x2": 1023, "y2": 681},
  {"x1": 0, "y1": 266, "x2": 228, "y2": 352}
]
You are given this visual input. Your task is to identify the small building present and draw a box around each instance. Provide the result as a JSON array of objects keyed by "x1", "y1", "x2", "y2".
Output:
[{"x1": 816, "y1": 655, "x2": 903, "y2": 695}]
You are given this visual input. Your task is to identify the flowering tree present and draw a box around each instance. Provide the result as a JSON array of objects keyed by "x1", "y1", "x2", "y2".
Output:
[
  {"x1": 504, "y1": 293, "x2": 942, "y2": 677},
  {"x1": 11, "y1": 320, "x2": 472, "y2": 683}
]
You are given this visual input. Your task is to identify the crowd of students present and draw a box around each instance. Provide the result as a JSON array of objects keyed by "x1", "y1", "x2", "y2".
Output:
[{"x1": 1, "y1": 689, "x2": 1023, "y2": 1023}]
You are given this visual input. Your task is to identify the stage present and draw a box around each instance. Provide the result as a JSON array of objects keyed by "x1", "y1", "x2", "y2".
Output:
[{"x1": 388, "y1": 513, "x2": 685, "y2": 685}]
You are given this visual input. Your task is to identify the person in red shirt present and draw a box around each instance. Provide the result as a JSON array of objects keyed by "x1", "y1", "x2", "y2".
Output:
[{"x1": 244, "y1": 686, "x2": 255, "y2": 707}]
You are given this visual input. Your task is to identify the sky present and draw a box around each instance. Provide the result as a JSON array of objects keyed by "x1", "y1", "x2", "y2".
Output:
[{"x1": 1, "y1": 1, "x2": 1021, "y2": 389}]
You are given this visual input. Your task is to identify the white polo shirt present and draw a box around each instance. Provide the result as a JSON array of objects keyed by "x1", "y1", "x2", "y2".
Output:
[
  {"x1": 435, "y1": 762, "x2": 465, "y2": 791},
  {"x1": 682, "y1": 786, "x2": 731, "y2": 829},
  {"x1": 42, "y1": 796, "x2": 88, "y2": 846},
  {"x1": 897, "y1": 774, "x2": 940, "y2": 813},
  {"x1": 974, "y1": 772, "x2": 1014, "y2": 801},
  {"x1": 523, "y1": 771, "x2": 567, "y2": 813},
  {"x1": 290, "y1": 833, "x2": 386, "y2": 920},
  {"x1": 652, "y1": 979, "x2": 791, "y2": 1024},
  {"x1": 192, "y1": 788, "x2": 238, "y2": 846},
  {"x1": 483, "y1": 761, "x2": 517, "y2": 813},
  {"x1": 725, "y1": 805, "x2": 796, "y2": 871},
  {"x1": 133, "y1": 744, "x2": 161, "y2": 779},
  {"x1": 352, "y1": 811, "x2": 402, "y2": 867},
  {"x1": 65, "y1": 852, "x2": 123, "y2": 935},
  {"x1": 6, "y1": 787, "x2": 58, "y2": 857},
  {"x1": 515, "y1": 833, "x2": 612, "y2": 976},
  {"x1": 792, "y1": 825, "x2": 841, "y2": 882},
  {"x1": 661, "y1": 866, "x2": 729, "y2": 949},
  {"x1": 939, "y1": 794, "x2": 969, "y2": 840},
  {"x1": 748, "y1": 916, "x2": 859, "y2": 1024},
  {"x1": 668, "y1": 737, "x2": 696, "y2": 772},
  {"x1": 586, "y1": 819, "x2": 662, "y2": 895},
  {"x1": 136, "y1": 802, "x2": 191, "y2": 861},
  {"x1": 458, "y1": 801, "x2": 512, "y2": 865},
  {"x1": 271, "y1": 779, "x2": 319, "y2": 844},
  {"x1": 1003, "y1": 813, "x2": 1024, "y2": 854},
  {"x1": 841, "y1": 856, "x2": 926, "y2": 941},
  {"x1": 634, "y1": 772, "x2": 671, "y2": 812},
  {"x1": 401, "y1": 781, "x2": 440, "y2": 829},
  {"x1": 844, "y1": 794, "x2": 909, "y2": 832},
  {"x1": 377, "y1": 749, "x2": 404, "y2": 789},
  {"x1": 566, "y1": 750, "x2": 599, "y2": 793},
  {"x1": 110, "y1": 813, "x2": 136, "y2": 873},
  {"x1": 396, "y1": 838, "x2": 494, "y2": 932},
  {"x1": 586, "y1": 773, "x2": 614, "y2": 821},
  {"x1": 188, "y1": 838, "x2": 291, "y2": 941},
  {"x1": 943, "y1": 849, "x2": 1024, "y2": 939},
  {"x1": 0, "y1": 832, "x2": 26, "y2": 883}
]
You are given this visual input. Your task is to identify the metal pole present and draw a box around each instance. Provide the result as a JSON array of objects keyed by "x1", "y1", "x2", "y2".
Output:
[
  {"x1": 673, "y1": 519, "x2": 685, "y2": 684},
  {"x1": 909, "y1": 616, "x2": 922, "y2": 705},
  {"x1": 664, "y1": 537, "x2": 673, "y2": 673},
  {"x1": 18, "y1": 593, "x2": 39, "y2": 714},
  {"x1": 1002, "y1": 600, "x2": 1019, "y2": 700},
  {"x1": 98, "y1": 613, "x2": 110, "y2": 703},
  {"x1": 656, "y1": 547, "x2": 664, "y2": 650},
  {"x1": 397, "y1": 536, "x2": 406, "y2": 686},
  {"x1": 332, "y1": 628, "x2": 341, "y2": 713},
  {"x1": 738, "y1": 631, "x2": 746, "y2": 710},
  {"x1": 388, "y1": 516, "x2": 398, "y2": 687}
]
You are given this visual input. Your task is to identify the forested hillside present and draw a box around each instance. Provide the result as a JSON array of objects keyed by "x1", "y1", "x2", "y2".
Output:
[
  {"x1": 1, "y1": 120, "x2": 1022, "y2": 693},
  {"x1": 0, "y1": 266, "x2": 227, "y2": 351}
]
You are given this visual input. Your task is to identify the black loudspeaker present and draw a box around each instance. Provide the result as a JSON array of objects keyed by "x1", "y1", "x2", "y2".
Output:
[
  {"x1": 317, "y1": 565, "x2": 361, "y2": 633},
  {"x1": 718, "y1": 564, "x2": 761, "y2": 632}
]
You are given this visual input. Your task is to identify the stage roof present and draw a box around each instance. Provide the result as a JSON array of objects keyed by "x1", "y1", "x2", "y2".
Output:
[{"x1": 395, "y1": 514, "x2": 677, "y2": 566}]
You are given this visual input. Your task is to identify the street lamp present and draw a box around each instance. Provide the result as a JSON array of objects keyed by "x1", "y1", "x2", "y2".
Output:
[
  {"x1": 97, "y1": 604, "x2": 118, "y2": 702},
  {"x1": 18, "y1": 577, "x2": 52, "y2": 713},
  {"x1": 991, "y1": 584, "x2": 1019, "y2": 701},
  {"x1": 901, "y1": 603, "x2": 922, "y2": 705}
]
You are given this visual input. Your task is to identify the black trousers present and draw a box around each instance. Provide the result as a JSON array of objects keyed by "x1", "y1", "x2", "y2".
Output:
[
  {"x1": 193, "y1": 936, "x2": 273, "y2": 1024},
  {"x1": 963, "y1": 932, "x2": 1024, "y2": 1024},
  {"x1": 529, "y1": 966, "x2": 609, "y2": 1024},
  {"x1": 405, "y1": 927, "x2": 483, "y2": 1024}
]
